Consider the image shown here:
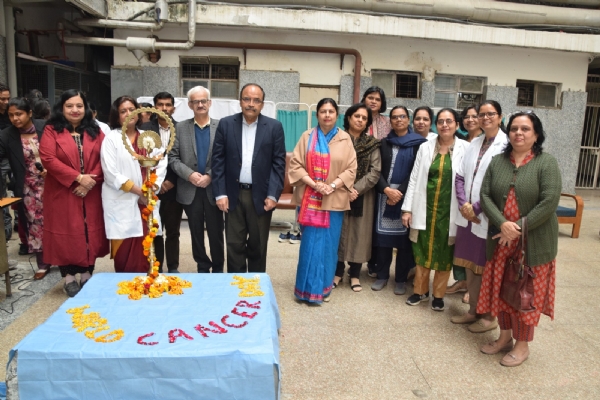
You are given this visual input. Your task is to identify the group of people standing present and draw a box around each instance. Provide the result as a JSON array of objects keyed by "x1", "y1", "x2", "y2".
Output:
[
  {"x1": 290, "y1": 87, "x2": 561, "y2": 368},
  {"x1": 0, "y1": 81, "x2": 561, "y2": 367},
  {"x1": 0, "y1": 83, "x2": 287, "y2": 299}
]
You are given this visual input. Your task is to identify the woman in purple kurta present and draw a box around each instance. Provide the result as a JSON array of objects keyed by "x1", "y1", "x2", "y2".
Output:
[{"x1": 450, "y1": 100, "x2": 507, "y2": 333}]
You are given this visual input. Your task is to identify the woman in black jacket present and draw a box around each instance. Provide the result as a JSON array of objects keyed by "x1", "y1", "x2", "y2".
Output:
[{"x1": 0, "y1": 98, "x2": 49, "y2": 279}]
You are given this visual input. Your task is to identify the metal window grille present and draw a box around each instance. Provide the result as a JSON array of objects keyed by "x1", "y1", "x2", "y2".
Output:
[
  {"x1": 576, "y1": 75, "x2": 600, "y2": 188},
  {"x1": 517, "y1": 81, "x2": 535, "y2": 106},
  {"x1": 181, "y1": 57, "x2": 239, "y2": 98},
  {"x1": 396, "y1": 74, "x2": 419, "y2": 98},
  {"x1": 433, "y1": 74, "x2": 485, "y2": 108}
]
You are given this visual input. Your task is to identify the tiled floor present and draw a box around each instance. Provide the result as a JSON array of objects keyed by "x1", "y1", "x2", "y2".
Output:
[{"x1": 2, "y1": 190, "x2": 600, "y2": 399}]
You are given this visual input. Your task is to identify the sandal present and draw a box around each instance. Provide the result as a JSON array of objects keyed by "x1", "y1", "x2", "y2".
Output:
[
  {"x1": 332, "y1": 276, "x2": 342, "y2": 289},
  {"x1": 350, "y1": 278, "x2": 362, "y2": 292}
]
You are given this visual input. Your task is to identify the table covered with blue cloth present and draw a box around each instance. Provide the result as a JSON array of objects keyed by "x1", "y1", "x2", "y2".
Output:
[{"x1": 6, "y1": 273, "x2": 281, "y2": 400}]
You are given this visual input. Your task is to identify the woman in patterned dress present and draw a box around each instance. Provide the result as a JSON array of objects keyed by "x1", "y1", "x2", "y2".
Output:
[
  {"x1": 40, "y1": 89, "x2": 109, "y2": 297},
  {"x1": 477, "y1": 112, "x2": 561, "y2": 367},
  {"x1": 0, "y1": 98, "x2": 49, "y2": 278},
  {"x1": 401, "y1": 108, "x2": 468, "y2": 311},
  {"x1": 334, "y1": 103, "x2": 381, "y2": 292},
  {"x1": 450, "y1": 101, "x2": 507, "y2": 333},
  {"x1": 361, "y1": 87, "x2": 391, "y2": 140}
]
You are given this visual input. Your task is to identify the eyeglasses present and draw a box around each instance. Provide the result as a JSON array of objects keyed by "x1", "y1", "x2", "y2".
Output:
[
  {"x1": 241, "y1": 97, "x2": 263, "y2": 105},
  {"x1": 437, "y1": 119, "x2": 455, "y2": 126},
  {"x1": 477, "y1": 112, "x2": 498, "y2": 119},
  {"x1": 189, "y1": 99, "x2": 209, "y2": 106},
  {"x1": 463, "y1": 115, "x2": 478, "y2": 120},
  {"x1": 390, "y1": 115, "x2": 408, "y2": 121}
]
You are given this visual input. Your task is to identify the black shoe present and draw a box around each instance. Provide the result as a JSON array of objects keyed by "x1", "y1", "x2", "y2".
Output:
[
  {"x1": 406, "y1": 292, "x2": 430, "y2": 306},
  {"x1": 431, "y1": 297, "x2": 445, "y2": 311},
  {"x1": 63, "y1": 281, "x2": 80, "y2": 298},
  {"x1": 18, "y1": 243, "x2": 29, "y2": 255}
]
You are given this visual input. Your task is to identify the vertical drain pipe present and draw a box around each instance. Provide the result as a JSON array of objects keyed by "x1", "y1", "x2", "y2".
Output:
[{"x1": 4, "y1": 2, "x2": 17, "y2": 94}]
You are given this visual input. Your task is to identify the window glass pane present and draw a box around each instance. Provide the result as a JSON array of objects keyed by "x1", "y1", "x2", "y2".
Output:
[
  {"x1": 459, "y1": 77, "x2": 484, "y2": 93},
  {"x1": 183, "y1": 80, "x2": 208, "y2": 95},
  {"x1": 182, "y1": 63, "x2": 209, "y2": 79},
  {"x1": 537, "y1": 84, "x2": 557, "y2": 107},
  {"x1": 457, "y1": 93, "x2": 482, "y2": 109},
  {"x1": 396, "y1": 74, "x2": 419, "y2": 98},
  {"x1": 371, "y1": 72, "x2": 394, "y2": 99},
  {"x1": 434, "y1": 75, "x2": 456, "y2": 91},
  {"x1": 211, "y1": 81, "x2": 238, "y2": 99},
  {"x1": 211, "y1": 64, "x2": 239, "y2": 80},
  {"x1": 434, "y1": 92, "x2": 456, "y2": 108},
  {"x1": 517, "y1": 81, "x2": 535, "y2": 107}
]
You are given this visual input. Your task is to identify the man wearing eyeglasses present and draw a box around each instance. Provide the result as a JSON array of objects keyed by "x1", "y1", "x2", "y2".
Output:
[
  {"x1": 168, "y1": 86, "x2": 224, "y2": 273},
  {"x1": 211, "y1": 83, "x2": 286, "y2": 273}
]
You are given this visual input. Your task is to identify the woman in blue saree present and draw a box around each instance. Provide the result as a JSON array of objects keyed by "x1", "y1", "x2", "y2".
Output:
[{"x1": 289, "y1": 98, "x2": 357, "y2": 304}]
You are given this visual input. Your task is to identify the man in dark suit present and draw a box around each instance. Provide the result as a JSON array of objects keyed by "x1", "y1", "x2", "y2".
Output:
[
  {"x1": 140, "y1": 92, "x2": 181, "y2": 273},
  {"x1": 211, "y1": 83, "x2": 286, "y2": 273},
  {"x1": 169, "y1": 86, "x2": 224, "y2": 273}
]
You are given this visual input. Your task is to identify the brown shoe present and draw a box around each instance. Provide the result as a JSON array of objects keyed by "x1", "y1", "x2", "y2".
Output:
[
  {"x1": 469, "y1": 318, "x2": 498, "y2": 333},
  {"x1": 500, "y1": 351, "x2": 529, "y2": 367},
  {"x1": 446, "y1": 280, "x2": 467, "y2": 294},
  {"x1": 33, "y1": 269, "x2": 48, "y2": 280},
  {"x1": 481, "y1": 340, "x2": 514, "y2": 355},
  {"x1": 450, "y1": 313, "x2": 477, "y2": 324}
]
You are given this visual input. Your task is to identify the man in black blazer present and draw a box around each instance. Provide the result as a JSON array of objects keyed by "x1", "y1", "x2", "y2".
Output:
[
  {"x1": 169, "y1": 86, "x2": 224, "y2": 273},
  {"x1": 211, "y1": 83, "x2": 286, "y2": 273},
  {"x1": 140, "y1": 92, "x2": 181, "y2": 273}
]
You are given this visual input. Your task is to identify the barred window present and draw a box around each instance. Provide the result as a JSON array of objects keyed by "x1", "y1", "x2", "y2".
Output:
[
  {"x1": 181, "y1": 57, "x2": 240, "y2": 99},
  {"x1": 372, "y1": 71, "x2": 421, "y2": 99},
  {"x1": 517, "y1": 80, "x2": 561, "y2": 108},
  {"x1": 434, "y1": 74, "x2": 486, "y2": 109}
]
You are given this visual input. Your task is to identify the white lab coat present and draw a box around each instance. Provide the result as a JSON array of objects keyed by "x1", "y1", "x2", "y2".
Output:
[
  {"x1": 101, "y1": 128, "x2": 167, "y2": 239},
  {"x1": 454, "y1": 129, "x2": 507, "y2": 239},
  {"x1": 402, "y1": 136, "x2": 468, "y2": 242}
]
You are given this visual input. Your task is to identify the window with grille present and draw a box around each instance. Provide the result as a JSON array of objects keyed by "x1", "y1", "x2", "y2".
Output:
[
  {"x1": 433, "y1": 74, "x2": 486, "y2": 109},
  {"x1": 516, "y1": 80, "x2": 561, "y2": 108},
  {"x1": 181, "y1": 57, "x2": 240, "y2": 99},
  {"x1": 372, "y1": 71, "x2": 421, "y2": 99}
]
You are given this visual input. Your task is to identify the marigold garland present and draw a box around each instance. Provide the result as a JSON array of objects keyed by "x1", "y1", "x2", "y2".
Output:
[
  {"x1": 66, "y1": 305, "x2": 124, "y2": 343},
  {"x1": 117, "y1": 273, "x2": 192, "y2": 300}
]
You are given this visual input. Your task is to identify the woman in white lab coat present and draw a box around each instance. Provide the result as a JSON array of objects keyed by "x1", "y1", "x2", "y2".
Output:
[{"x1": 101, "y1": 95, "x2": 167, "y2": 273}]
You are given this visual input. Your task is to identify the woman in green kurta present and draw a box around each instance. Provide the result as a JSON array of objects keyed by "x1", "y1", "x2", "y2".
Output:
[
  {"x1": 412, "y1": 153, "x2": 454, "y2": 271},
  {"x1": 401, "y1": 108, "x2": 468, "y2": 311}
]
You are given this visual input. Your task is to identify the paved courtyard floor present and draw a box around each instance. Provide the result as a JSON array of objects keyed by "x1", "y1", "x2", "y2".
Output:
[{"x1": 1, "y1": 190, "x2": 600, "y2": 399}]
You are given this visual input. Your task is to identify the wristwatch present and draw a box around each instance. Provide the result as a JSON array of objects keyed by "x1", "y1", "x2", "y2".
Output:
[{"x1": 330, "y1": 183, "x2": 336, "y2": 190}]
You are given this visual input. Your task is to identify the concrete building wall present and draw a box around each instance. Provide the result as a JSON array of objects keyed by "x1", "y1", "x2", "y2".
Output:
[
  {"x1": 111, "y1": 25, "x2": 589, "y2": 192},
  {"x1": 114, "y1": 26, "x2": 590, "y2": 93},
  {"x1": 239, "y1": 70, "x2": 300, "y2": 110}
]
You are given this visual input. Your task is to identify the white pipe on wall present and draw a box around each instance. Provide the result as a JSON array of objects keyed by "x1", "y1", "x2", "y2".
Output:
[
  {"x1": 217, "y1": 0, "x2": 600, "y2": 27},
  {"x1": 65, "y1": 0, "x2": 195, "y2": 52}
]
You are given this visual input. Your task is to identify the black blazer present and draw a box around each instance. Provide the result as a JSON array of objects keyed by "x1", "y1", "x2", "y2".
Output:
[
  {"x1": 211, "y1": 113, "x2": 286, "y2": 215},
  {"x1": 140, "y1": 118, "x2": 178, "y2": 201},
  {"x1": 0, "y1": 119, "x2": 45, "y2": 198}
]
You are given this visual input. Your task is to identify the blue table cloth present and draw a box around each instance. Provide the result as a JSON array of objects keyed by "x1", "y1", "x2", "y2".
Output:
[{"x1": 8, "y1": 273, "x2": 281, "y2": 400}]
